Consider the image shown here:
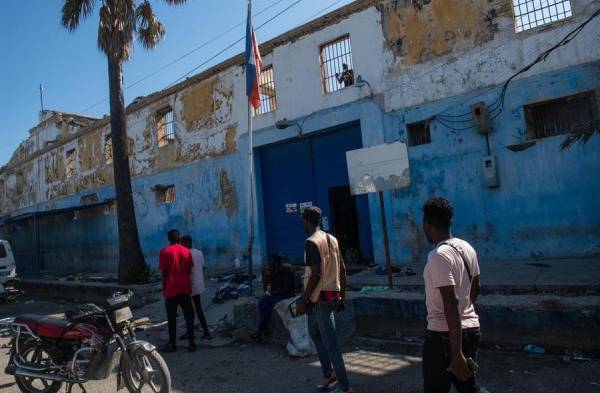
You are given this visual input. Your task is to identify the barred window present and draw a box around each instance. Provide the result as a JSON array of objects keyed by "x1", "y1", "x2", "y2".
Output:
[
  {"x1": 512, "y1": 0, "x2": 572, "y2": 32},
  {"x1": 254, "y1": 66, "x2": 277, "y2": 116},
  {"x1": 155, "y1": 185, "x2": 176, "y2": 204},
  {"x1": 157, "y1": 107, "x2": 175, "y2": 147},
  {"x1": 524, "y1": 91, "x2": 598, "y2": 139},
  {"x1": 104, "y1": 135, "x2": 113, "y2": 165},
  {"x1": 66, "y1": 149, "x2": 77, "y2": 178},
  {"x1": 407, "y1": 121, "x2": 431, "y2": 146},
  {"x1": 320, "y1": 35, "x2": 354, "y2": 94}
]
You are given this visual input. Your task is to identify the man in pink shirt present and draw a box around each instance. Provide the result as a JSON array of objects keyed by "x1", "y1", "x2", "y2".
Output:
[{"x1": 422, "y1": 198, "x2": 482, "y2": 393}]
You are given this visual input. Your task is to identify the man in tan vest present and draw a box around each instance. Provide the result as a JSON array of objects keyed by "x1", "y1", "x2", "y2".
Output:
[{"x1": 297, "y1": 206, "x2": 352, "y2": 393}]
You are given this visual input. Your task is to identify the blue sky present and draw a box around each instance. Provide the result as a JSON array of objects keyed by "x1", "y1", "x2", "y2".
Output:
[{"x1": 0, "y1": 0, "x2": 353, "y2": 166}]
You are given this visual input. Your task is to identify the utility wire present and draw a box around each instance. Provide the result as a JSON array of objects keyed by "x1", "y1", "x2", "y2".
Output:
[
  {"x1": 301, "y1": 0, "x2": 346, "y2": 24},
  {"x1": 430, "y1": 8, "x2": 600, "y2": 130},
  {"x1": 79, "y1": 0, "x2": 290, "y2": 113},
  {"x1": 168, "y1": 0, "x2": 305, "y2": 87}
]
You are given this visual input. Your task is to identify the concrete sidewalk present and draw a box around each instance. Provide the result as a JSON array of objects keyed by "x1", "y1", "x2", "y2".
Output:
[{"x1": 347, "y1": 257, "x2": 600, "y2": 295}]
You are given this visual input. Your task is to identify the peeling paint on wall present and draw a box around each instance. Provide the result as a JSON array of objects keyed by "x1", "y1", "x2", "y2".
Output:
[
  {"x1": 219, "y1": 170, "x2": 238, "y2": 218},
  {"x1": 181, "y1": 76, "x2": 233, "y2": 132},
  {"x1": 378, "y1": 0, "x2": 508, "y2": 65}
]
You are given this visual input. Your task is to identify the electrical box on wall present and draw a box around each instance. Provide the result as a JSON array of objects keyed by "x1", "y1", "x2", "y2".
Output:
[
  {"x1": 470, "y1": 102, "x2": 491, "y2": 134},
  {"x1": 482, "y1": 155, "x2": 499, "y2": 188}
]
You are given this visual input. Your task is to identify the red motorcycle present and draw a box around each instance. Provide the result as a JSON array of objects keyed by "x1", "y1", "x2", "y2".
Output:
[{"x1": 2, "y1": 291, "x2": 170, "y2": 393}]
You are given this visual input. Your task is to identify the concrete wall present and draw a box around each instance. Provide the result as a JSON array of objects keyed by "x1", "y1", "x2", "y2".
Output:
[{"x1": 1, "y1": 0, "x2": 599, "y2": 271}]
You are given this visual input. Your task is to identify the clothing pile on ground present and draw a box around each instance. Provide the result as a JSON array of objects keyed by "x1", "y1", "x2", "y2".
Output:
[{"x1": 212, "y1": 273, "x2": 256, "y2": 303}]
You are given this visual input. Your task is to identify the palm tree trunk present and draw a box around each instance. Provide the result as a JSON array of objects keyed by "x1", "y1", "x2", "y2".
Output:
[{"x1": 108, "y1": 56, "x2": 147, "y2": 284}]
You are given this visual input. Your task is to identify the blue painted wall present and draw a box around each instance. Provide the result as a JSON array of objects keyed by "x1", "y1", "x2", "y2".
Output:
[{"x1": 3, "y1": 61, "x2": 599, "y2": 272}]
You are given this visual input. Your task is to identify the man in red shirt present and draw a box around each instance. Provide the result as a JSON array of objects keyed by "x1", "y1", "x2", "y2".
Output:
[{"x1": 159, "y1": 229, "x2": 196, "y2": 352}]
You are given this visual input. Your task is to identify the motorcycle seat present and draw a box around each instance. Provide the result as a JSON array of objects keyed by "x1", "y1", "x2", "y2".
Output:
[{"x1": 14, "y1": 314, "x2": 73, "y2": 339}]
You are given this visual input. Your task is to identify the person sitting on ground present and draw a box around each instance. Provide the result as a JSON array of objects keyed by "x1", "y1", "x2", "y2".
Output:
[
  {"x1": 180, "y1": 235, "x2": 212, "y2": 341},
  {"x1": 254, "y1": 254, "x2": 298, "y2": 341}
]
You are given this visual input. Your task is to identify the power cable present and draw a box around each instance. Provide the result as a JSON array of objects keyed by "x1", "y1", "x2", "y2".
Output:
[
  {"x1": 429, "y1": 8, "x2": 600, "y2": 130},
  {"x1": 168, "y1": 0, "x2": 305, "y2": 87},
  {"x1": 79, "y1": 0, "x2": 290, "y2": 113}
]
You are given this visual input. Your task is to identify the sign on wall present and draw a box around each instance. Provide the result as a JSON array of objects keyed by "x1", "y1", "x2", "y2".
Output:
[{"x1": 346, "y1": 141, "x2": 410, "y2": 195}]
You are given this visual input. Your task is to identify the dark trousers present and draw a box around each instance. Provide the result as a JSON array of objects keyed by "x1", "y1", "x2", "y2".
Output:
[
  {"x1": 257, "y1": 294, "x2": 292, "y2": 335},
  {"x1": 165, "y1": 294, "x2": 195, "y2": 346},
  {"x1": 423, "y1": 328, "x2": 481, "y2": 393},
  {"x1": 192, "y1": 294, "x2": 210, "y2": 335}
]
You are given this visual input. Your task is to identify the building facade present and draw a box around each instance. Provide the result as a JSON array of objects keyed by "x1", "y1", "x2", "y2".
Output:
[{"x1": 1, "y1": 0, "x2": 599, "y2": 274}]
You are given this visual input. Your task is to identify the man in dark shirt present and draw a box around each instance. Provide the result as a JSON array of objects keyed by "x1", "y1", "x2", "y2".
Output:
[
  {"x1": 335, "y1": 63, "x2": 354, "y2": 87},
  {"x1": 254, "y1": 254, "x2": 298, "y2": 340}
]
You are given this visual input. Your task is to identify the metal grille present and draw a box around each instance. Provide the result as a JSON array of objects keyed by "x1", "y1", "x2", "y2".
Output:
[
  {"x1": 254, "y1": 66, "x2": 277, "y2": 116},
  {"x1": 407, "y1": 121, "x2": 431, "y2": 146},
  {"x1": 66, "y1": 149, "x2": 77, "y2": 178},
  {"x1": 104, "y1": 135, "x2": 113, "y2": 165},
  {"x1": 524, "y1": 91, "x2": 597, "y2": 139},
  {"x1": 320, "y1": 35, "x2": 354, "y2": 94},
  {"x1": 157, "y1": 107, "x2": 175, "y2": 147},
  {"x1": 512, "y1": 0, "x2": 572, "y2": 32},
  {"x1": 156, "y1": 185, "x2": 176, "y2": 204}
]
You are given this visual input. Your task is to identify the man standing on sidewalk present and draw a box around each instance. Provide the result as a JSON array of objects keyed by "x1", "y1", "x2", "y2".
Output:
[
  {"x1": 180, "y1": 235, "x2": 212, "y2": 341},
  {"x1": 422, "y1": 198, "x2": 482, "y2": 393},
  {"x1": 297, "y1": 206, "x2": 352, "y2": 393},
  {"x1": 159, "y1": 229, "x2": 196, "y2": 352}
]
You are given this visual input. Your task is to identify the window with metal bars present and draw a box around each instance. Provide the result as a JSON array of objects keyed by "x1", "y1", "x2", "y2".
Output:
[
  {"x1": 512, "y1": 0, "x2": 572, "y2": 33},
  {"x1": 157, "y1": 107, "x2": 175, "y2": 147},
  {"x1": 407, "y1": 121, "x2": 431, "y2": 146},
  {"x1": 254, "y1": 66, "x2": 277, "y2": 116},
  {"x1": 320, "y1": 35, "x2": 354, "y2": 94},
  {"x1": 104, "y1": 134, "x2": 113, "y2": 165},
  {"x1": 66, "y1": 149, "x2": 77, "y2": 178},
  {"x1": 524, "y1": 90, "x2": 598, "y2": 139},
  {"x1": 155, "y1": 185, "x2": 176, "y2": 204}
]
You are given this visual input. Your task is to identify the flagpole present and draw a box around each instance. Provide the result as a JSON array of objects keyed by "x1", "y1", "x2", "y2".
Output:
[{"x1": 247, "y1": 79, "x2": 255, "y2": 297}]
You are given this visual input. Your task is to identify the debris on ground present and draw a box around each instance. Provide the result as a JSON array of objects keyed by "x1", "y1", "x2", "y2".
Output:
[
  {"x1": 563, "y1": 351, "x2": 592, "y2": 362},
  {"x1": 359, "y1": 285, "x2": 389, "y2": 294},
  {"x1": 523, "y1": 344, "x2": 546, "y2": 354}
]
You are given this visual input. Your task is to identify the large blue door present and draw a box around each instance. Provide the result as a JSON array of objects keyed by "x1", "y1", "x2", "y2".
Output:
[{"x1": 260, "y1": 123, "x2": 373, "y2": 263}]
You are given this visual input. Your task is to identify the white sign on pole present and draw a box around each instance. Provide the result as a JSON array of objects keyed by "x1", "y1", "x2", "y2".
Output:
[{"x1": 346, "y1": 141, "x2": 410, "y2": 195}]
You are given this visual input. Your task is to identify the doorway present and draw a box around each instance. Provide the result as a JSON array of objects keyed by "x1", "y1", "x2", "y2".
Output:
[{"x1": 259, "y1": 122, "x2": 373, "y2": 263}]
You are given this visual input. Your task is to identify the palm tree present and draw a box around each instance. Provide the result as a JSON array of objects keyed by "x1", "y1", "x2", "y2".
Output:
[{"x1": 61, "y1": 0, "x2": 186, "y2": 284}]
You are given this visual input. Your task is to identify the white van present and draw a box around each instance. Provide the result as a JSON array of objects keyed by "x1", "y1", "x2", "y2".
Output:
[{"x1": 0, "y1": 239, "x2": 17, "y2": 285}]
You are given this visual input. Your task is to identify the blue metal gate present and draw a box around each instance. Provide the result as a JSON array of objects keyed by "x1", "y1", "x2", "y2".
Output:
[{"x1": 259, "y1": 123, "x2": 373, "y2": 263}]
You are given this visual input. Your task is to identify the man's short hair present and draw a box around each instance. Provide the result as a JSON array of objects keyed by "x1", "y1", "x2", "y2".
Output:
[
  {"x1": 181, "y1": 235, "x2": 192, "y2": 246},
  {"x1": 302, "y1": 206, "x2": 322, "y2": 227},
  {"x1": 167, "y1": 229, "x2": 180, "y2": 243},
  {"x1": 423, "y1": 198, "x2": 454, "y2": 230}
]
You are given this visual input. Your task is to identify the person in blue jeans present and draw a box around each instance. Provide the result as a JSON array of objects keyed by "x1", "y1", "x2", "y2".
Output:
[
  {"x1": 254, "y1": 254, "x2": 298, "y2": 341},
  {"x1": 297, "y1": 206, "x2": 352, "y2": 393}
]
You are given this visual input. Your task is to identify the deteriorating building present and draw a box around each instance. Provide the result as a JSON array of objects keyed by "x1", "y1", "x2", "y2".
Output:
[{"x1": 1, "y1": 0, "x2": 599, "y2": 275}]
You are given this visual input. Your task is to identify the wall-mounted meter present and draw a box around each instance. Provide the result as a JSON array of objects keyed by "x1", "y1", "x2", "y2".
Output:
[{"x1": 482, "y1": 155, "x2": 499, "y2": 188}]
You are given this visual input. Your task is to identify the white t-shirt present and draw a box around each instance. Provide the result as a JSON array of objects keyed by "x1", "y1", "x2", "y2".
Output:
[
  {"x1": 423, "y1": 237, "x2": 480, "y2": 332},
  {"x1": 190, "y1": 248, "x2": 206, "y2": 296}
]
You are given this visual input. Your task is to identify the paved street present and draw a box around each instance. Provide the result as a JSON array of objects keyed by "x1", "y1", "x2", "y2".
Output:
[{"x1": 0, "y1": 298, "x2": 599, "y2": 393}]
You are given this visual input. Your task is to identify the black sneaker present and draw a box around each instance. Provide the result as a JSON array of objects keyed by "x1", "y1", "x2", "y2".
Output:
[
  {"x1": 160, "y1": 343, "x2": 177, "y2": 353},
  {"x1": 202, "y1": 333, "x2": 213, "y2": 340},
  {"x1": 188, "y1": 342, "x2": 197, "y2": 352}
]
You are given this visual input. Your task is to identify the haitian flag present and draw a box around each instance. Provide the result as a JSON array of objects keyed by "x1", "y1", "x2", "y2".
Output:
[{"x1": 245, "y1": 0, "x2": 262, "y2": 109}]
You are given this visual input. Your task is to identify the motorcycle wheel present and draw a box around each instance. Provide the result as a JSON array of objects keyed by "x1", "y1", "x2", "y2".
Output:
[
  {"x1": 14, "y1": 341, "x2": 62, "y2": 393},
  {"x1": 122, "y1": 347, "x2": 171, "y2": 393}
]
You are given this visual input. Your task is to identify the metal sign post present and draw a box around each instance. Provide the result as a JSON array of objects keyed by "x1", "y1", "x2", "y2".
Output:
[
  {"x1": 346, "y1": 141, "x2": 411, "y2": 290},
  {"x1": 378, "y1": 191, "x2": 393, "y2": 288}
]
